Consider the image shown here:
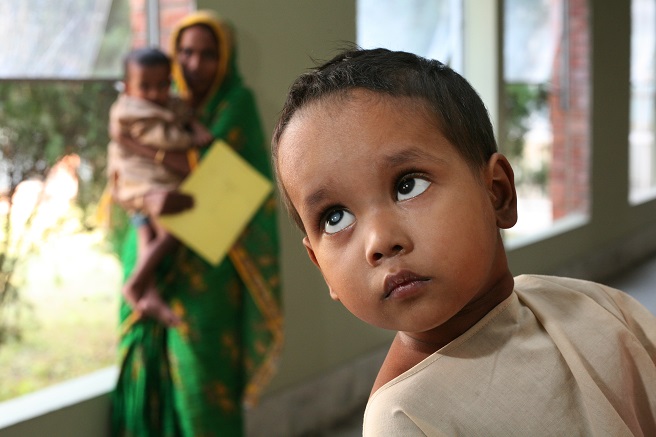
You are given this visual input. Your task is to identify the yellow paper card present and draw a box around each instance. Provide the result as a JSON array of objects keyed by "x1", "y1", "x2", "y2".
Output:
[{"x1": 159, "y1": 140, "x2": 273, "y2": 265}]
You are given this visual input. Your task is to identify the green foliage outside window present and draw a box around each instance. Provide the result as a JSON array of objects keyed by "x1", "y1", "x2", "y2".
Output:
[
  {"x1": 504, "y1": 82, "x2": 550, "y2": 188},
  {"x1": 0, "y1": 80, "x2": 118, "y2": 345}
]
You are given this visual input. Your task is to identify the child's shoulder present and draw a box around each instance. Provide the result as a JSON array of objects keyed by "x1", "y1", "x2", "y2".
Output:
[
  {"x1": 111, "y1": 94, "x2": 180, "y2": 124},
  {"x1": 111, "y1": 93, "x2": 161, "y2": 115},
  {"x1": 514, "y1": 274, "x2": 656, "y2": 345},
  {"x1": 365, "y1": 275, "x2": 656, "y2": 436},
  {"x1": 515, "y1": 273, "x2": 608, "y2": 291},
  {"x1": 514, "y1": 274, "x2": 631, "y2": 317},
  {"x1": 514, "y1": 274, "x2": 616, "y2": 298},
  {"x1": 372, "y1": 275, "x2": 653, "y2": 395}
]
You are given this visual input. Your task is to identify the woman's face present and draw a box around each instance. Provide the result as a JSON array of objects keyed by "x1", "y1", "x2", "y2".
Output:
[{"x1": 176, "y1": 25, "x2": 220, "y2": 101}]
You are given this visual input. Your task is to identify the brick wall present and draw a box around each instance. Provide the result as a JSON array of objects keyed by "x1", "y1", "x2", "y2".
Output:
[
  {"x1": 129, "y1": 0, "x2": 195, "y2": 53},
  {"x1": 549, "y1": 0, "x2": 590, "y2": 220}
]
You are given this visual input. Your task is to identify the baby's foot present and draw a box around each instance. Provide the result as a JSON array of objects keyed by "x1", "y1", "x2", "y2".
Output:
[{"x1": 136, "y1": 286, "x2": 181, "y2": 327}]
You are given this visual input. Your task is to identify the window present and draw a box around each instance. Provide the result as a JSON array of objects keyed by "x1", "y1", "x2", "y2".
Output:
[
  {"x1": 0, "y1": 0, "x2": 129, "y2": 79},
  {"x1": 357, "y1": 0, "x2": 463, "y2": 72},
  {"x1": 630, "y1": 0, "x2": 656, "y2": 203},
  {"x1": 0, "y1": 2, "x2": 130, "y2": 404},
  {"x1": 357, "y1": 0, "x2": 591, "y2": 242},
  {"x1": 502, "y1": 0, "x2": 590, "y2": 241},
  {"x1": 0, "y1": 0, "x2": 194, "y2": 402},
  {"x1": 0, "y1": 0, "x2": 131, "y2": 401}
]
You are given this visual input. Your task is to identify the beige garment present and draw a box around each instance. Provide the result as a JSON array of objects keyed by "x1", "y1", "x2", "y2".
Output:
[
  {"x1": 107, "y1": 94, "x2": 195, "y2": 204},
  {"x1": 364, "y1": 275, "x2": 656, "y2": 437}
]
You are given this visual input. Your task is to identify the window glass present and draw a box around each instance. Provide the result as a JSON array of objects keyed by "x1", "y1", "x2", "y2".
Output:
[
  {"x1": 357, "y1": 0, "x2": 463, "y2": 72},
  {"x1": 0, "y1": 0, "x2": 131, "y2": 402},
  {"x1": 503, "y1": 0, "x2": 590, "y2": 241},
  {"x1": 630, "y1": 0, "x2": 656, "y2": 203},
  {"x1": 0, "y1": 0, "x2": 130, "y2": 79},
  {"x1": 0, "y1": 81, "x2": 121, "y2": 401},
  {"x1": 358, "y1": 0, "x2": 591, "y2": 241},
  {"x1": 0, "y1": 0, "x2": 200, "y2": 403}
]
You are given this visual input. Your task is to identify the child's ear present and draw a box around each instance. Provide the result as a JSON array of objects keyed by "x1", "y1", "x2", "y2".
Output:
[
  {"x1": 485, "y1": 153, "x2": 518, "y2": 229},
  {"x1": 303, "y1": 237, "x2": 340, "y2": 301}
]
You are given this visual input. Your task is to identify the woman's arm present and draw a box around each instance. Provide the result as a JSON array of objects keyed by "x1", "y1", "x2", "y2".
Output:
[
  {"x1": 119, "y1": 133, "x2": 192, "y2": 177},
  {"x1": 110, "y1": 121, "x2": 192, "y2": 177}
]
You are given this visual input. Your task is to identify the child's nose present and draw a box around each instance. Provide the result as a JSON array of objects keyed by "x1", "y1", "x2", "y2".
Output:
[{"x1": 364, "y1": 213, "x2": 412, "y2": 266}]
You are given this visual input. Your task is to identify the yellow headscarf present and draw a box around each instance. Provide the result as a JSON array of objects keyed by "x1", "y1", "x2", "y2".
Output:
[{"x1": 169, "y1": 10, "x2": 233, "y2": 106}]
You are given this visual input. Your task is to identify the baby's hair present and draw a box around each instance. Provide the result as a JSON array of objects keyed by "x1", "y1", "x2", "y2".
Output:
[
  {"x1": 123, "y1": 47, "x2": 171, "y2": 79},
  {"x1": 272, "y1": 47, "x2": 499, "y2": 233}
]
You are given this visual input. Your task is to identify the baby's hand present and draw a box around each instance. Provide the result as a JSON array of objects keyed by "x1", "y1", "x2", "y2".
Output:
[{"x1": 191, "y1": 121, "x2": 213, "y2": 147}]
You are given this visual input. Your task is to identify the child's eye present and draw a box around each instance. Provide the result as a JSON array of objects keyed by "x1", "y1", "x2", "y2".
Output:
[
  {"x1": 396, "y1": 176, "x2": 431, "y2": 201},
  {"x1": 323, "y1": 209, "x2": 355, "y2": 234}
]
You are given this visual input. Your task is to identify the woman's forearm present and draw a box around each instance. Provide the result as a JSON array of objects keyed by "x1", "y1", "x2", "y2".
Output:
[{"x1": 116, "y1": 134, "x2": 192, "y2": 177}]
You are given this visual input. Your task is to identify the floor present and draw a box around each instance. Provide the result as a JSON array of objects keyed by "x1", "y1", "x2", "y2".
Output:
[{"x1": 318, "y1": 254, "x2": 656, "y2": 437}]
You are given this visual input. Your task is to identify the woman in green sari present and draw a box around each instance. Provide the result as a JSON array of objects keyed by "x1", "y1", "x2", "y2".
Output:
[{"x1": 111, "y1": 10, "x2": 282, "y2": 436}]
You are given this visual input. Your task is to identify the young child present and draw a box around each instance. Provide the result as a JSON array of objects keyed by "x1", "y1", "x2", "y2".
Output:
[
  {"x1": 107, "y1": 47, "x2": 212, "y2": 326},
  {"x1": 272, "y1": 48, "x2": 656, "y2": 435}
]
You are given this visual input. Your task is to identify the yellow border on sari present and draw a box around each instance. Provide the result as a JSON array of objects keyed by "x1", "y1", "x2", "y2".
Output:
[{"x1": 229, "y1": 241, "x2": 284, "y2": 407}]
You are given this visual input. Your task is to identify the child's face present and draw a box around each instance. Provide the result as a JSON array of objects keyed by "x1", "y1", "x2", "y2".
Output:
[
  {"x1": 277, "y1": 90, "x2": 516, "y2": 339},
  {"x1": 124, "y1": 63, "x2": 171, "y2": 107}
]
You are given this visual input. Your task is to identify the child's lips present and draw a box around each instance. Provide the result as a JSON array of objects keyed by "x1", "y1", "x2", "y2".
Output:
[{"x1": 383, "y1": 270, "x2": 430, "y2": 299}]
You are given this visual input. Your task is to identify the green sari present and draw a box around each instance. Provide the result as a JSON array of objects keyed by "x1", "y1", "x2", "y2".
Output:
[{"x1": 111, "y1": 11, "x2": 282, "y2": 437}]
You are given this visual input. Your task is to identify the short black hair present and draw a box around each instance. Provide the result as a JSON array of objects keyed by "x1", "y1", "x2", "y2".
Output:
[
  {"x1": 123, "y1": 47, "x2": 171, "y2": 78},
  {"x1": 271, "y1": 47, "x2": 498, "y2": 233}
]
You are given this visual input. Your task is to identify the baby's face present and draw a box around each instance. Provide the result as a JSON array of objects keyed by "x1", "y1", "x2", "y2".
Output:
[
  {"x1": 277, "y1": 90, "x2": 513, "y2": 338},
  {"x1": 125, "y1": 63, "x2": 171, "y2": 107}
]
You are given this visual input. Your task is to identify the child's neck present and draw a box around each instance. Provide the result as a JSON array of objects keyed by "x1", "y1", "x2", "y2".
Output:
[
  {"x1": 401, "y1": 271, "x2": 514, "y2": 351},
  {"x1": 370, "y1": 272, "x2": 514, "y2": 397}
]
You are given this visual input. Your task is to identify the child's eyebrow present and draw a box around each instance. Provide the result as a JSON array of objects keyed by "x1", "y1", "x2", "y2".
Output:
[
  {"x1": 301, "y1": 148, "x2": 447, "y2": 211},
  {"x1": 303, "y1": 187, "x2": 330, "y2": 212},
  {"x1": 381, "y1": 147, "x2": 447, "y2": 168}
]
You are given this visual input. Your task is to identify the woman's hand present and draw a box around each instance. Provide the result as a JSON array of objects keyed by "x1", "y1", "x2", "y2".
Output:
[
  {"x1": 143, "y1": 190, "x2": 194, "y2": 216},
  {"x1": 190, "y1": 120, "x2": 214, "y2": 147}
]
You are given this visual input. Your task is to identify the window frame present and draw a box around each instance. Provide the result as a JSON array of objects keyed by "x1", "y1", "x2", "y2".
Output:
[{"x1": 460, "y1": 1, "x2": 656, "y2": 277}]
